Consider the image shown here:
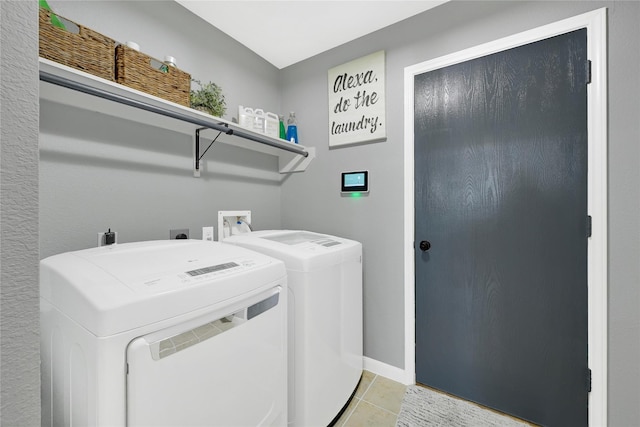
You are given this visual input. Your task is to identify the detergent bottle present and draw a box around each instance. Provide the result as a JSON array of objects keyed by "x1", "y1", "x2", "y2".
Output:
[{"x1": 286, "y1": 112, "x2": 298, "y2": 144}]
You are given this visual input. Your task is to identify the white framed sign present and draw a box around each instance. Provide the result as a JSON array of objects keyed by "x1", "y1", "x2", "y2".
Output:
[{"x1": 328, "y1": 50, "x2": 386, "y2": 147}]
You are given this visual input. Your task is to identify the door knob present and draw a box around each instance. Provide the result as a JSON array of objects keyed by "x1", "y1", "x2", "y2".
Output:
[{"x1": 419, "y1": 240, "x2": 431, "y2": 251}]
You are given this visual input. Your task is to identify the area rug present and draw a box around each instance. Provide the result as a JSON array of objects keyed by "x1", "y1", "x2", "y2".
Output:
[{"x1": 396, "y1": 385, "x2": 530, "y2": 426}]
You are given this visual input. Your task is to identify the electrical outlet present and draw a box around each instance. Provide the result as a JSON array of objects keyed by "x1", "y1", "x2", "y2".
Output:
[
  {"x1": 202, "y1": 226, "x2": 214, "y2": 242},
  {"x1": 170, "y1": 228, "x2": 189, "y2": 240}
]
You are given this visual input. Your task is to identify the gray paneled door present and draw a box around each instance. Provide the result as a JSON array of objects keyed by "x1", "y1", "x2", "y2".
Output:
[{"x1": 414, "y1": 30, "x2": 588, "y2": 426}]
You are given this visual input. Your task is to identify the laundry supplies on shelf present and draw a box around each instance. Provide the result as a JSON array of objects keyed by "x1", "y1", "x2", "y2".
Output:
[
  {"x1": 264, "y1": 112, "x2": 279, "y2": 139},
  {"x1": 279, "y1": 115, "x2": 286, "y2": 139},
  {"x1": 286, "y1": 111, "x2": 298, "y2": 144},
  {"x1": 238, "y1": 106, "x2": 281, "y2": 139}
]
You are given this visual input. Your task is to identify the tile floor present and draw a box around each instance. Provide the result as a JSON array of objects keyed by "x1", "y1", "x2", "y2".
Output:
[
  {"x1": 333, "y1": 370, "x2": 406, "y2": 427},
  {"x1": 332, "y1": 371, "x2": 535, "y2": 427}
]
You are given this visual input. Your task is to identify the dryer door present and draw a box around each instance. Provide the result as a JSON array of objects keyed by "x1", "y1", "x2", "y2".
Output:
[{"x1": 126, "y1": 286, "x2": 286, "y2": 427}]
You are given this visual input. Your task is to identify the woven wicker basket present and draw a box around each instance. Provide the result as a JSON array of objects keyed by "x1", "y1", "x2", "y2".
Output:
[
  {"x1": 39, "y1": 8, "x2": 115, "y2": 81},
  {"x1": 115, "y1": 45, "x2": 191, "y2": 107}
]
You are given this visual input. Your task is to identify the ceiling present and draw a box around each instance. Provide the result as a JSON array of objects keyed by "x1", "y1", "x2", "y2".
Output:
[{"x1": 175, "y1": 1, "x2": 447, "y2": 69}]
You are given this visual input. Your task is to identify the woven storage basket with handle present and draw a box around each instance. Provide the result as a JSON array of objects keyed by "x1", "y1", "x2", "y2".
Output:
[
  {"x1": 115, "y1": 45, "x2": 191, "y2": 107},
  {"x1": 39, "y1": 8, "x2": 115, "y2": 81}
]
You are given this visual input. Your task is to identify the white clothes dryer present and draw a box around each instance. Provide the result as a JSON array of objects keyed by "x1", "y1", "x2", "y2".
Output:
[
  {"x1": 40, "y1": 240, "x2": 287, "y2": 427},
  {"x1": 224, "y1": 230, "x2": 363, "y2": 427}
]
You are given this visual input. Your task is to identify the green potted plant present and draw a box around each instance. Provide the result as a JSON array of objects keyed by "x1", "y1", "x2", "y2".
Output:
[{"x1": 190, "y1": 79, "x2": 226, "y2": 117}]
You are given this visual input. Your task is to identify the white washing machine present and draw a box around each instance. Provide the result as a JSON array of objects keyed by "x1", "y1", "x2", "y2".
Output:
[
  {"x1": 224, "y1": 230, "x2": 363, "y2": 427},
  {"x1": 40, "y1": 240, "x2": 287, "y2": 427}
]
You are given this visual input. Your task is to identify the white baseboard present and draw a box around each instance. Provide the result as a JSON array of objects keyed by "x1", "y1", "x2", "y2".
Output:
[{"x1": 363, "y1": 357, "x2": 414, "y2": 385}]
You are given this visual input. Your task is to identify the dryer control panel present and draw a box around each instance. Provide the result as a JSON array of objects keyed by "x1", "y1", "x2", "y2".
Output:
[
  {"x1": 185, "y1": 262, "x2": 239, "y2": 277},
  {"x1": 136, "y1": 256, "x2": 261, "y2": 292}
]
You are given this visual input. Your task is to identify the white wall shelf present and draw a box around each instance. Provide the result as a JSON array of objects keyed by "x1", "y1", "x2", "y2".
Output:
[{"x1": 39, "y1": 58, "x2": 315, "y2": 176}]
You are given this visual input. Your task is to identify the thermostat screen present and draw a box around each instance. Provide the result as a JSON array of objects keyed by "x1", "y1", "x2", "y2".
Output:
[{"x1": 341, "y1": 171, "x2": 369, "y2": 193}]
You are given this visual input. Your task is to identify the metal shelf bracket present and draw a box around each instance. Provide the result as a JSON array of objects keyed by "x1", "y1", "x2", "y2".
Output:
[{"x1": 194, "y1": 127, "x2": 227, "y2": 177}]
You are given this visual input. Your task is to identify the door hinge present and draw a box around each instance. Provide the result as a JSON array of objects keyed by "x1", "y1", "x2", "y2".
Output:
[
  {"x1": 587, "y1": 215, "x2": 592, "y2": 238},
  {"x1": 587, "y1": 368, "x2": 592, "y2": 392},
  {"x1": 586, "y1": 60, "x2": 592, "y2": 84}
]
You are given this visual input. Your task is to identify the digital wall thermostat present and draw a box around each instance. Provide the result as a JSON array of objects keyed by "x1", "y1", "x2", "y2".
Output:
[{"x1": 341, "y1": 170, "x2": 369, "y2": 194}]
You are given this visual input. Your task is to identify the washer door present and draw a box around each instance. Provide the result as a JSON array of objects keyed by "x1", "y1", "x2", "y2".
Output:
[{"x1": 126, "y1": 286, "x2": 286, "y2": 427}]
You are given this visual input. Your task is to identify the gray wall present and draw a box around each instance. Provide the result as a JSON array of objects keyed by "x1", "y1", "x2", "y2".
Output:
[
  {"x1": 0, "y1": 1, "x2": 40, "y2": 425},
  {"x1": 279, "y1": 1, "x2": 640, "y2": 425},
  {"x1": 40, "y1": 1, "x2": 286, "y2": 258}
]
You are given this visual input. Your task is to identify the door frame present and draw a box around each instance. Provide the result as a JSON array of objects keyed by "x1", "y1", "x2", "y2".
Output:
[{"x1": 403, "y1": 8, "x2": 607, "y2": 425}]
